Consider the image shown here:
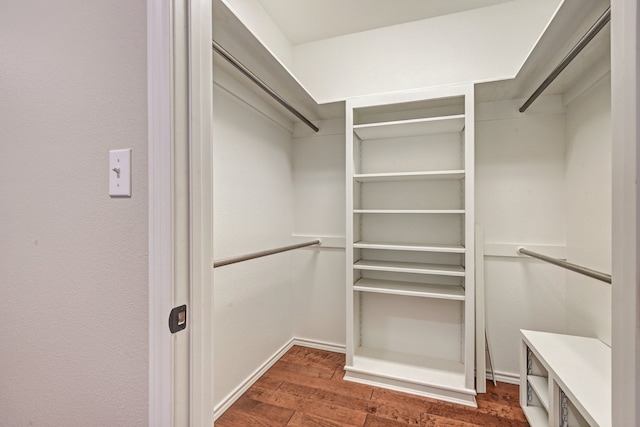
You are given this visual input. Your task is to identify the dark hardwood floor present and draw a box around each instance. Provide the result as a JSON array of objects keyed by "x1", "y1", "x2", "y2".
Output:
[{"x1": 215, "y1": 346, "x2": 528, "y2": 426}]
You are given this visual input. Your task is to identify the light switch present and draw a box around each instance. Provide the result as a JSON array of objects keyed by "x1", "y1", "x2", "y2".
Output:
[{"x1": 109, "y1": 149, "x2": 131, "y2": 197}]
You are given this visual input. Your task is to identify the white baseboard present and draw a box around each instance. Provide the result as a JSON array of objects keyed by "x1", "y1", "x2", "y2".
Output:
[
  {"x1": 212, "y1": 339, "x2": 519, "y2": 420},
  {"x1": 486, "y1": 370, "x2": 520, "y2": 385},
  {"x1": 212, "y1": 337, "x2": 346, "y2": 420},
  {"x1": 212, "y1": 339, "x2": 295, "y2": 420},
  {"x1": 291, "y1": 337, "x2": 346, "y2": 354}
]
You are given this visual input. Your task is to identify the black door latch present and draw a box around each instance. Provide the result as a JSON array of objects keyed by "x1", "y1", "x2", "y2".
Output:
[{"x1": 168, "y1": 304, "x2": 187, "y2": 333}]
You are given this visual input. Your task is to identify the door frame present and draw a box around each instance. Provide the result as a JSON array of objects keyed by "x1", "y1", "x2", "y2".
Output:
[
  {"x1": 148, "y1": 0, "x2": 172, "y2": 425},
  {"x1": 149, "y1": 0, "x2": 640, "y2": 425},
  {"x1": 148, "y1": 0, "x2": 214, "y2": 426},
  {"x1": 611, "y1": 0, "x2": 640, "y2": 425},
  {"x1": 187, "y1": 0, "x2": 214, "y2": 425}
]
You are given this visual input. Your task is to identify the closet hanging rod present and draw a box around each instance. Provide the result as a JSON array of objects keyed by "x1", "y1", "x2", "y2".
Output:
[
  {"x1": 213, "y1": 239, "x2": 321, "y2": 268},
  {"x1": 212, "y1": 40, "x2": 320, "y2": 132},
  {"x1": 519, "y1": 6, "x2": 611, "y2": 113},
  {"x1": 517, "y1": 247, "x2": 611, "y2": 284}
]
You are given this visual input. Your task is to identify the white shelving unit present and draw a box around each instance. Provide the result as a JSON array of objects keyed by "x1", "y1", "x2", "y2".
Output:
[
  {"x1": 344, "y1": 85, "x2": 476, "y2": 406},
  {"x1": 520, "y1": 330, "x2": 611, "y2": 427}
]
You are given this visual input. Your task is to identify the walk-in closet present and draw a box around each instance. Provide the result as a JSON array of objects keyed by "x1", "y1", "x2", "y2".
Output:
[{"x1": 210, "y1": 0, "x2": 618, "y2": 425}]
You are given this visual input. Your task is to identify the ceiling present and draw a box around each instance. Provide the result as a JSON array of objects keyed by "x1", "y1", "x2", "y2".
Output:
[{"x1": 256, "y1": 0, "x2": 514, "y2": 45}]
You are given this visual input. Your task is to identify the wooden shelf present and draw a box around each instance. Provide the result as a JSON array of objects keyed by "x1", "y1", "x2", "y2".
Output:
[
  {"x1": 354, "y1": 259, "x2": 465, "y2": 277},
  {"x1": 354, "y1": 241, "x2": 465, "y2": 253},
  {"x1": 354, "y1": 170, "x2": 465, "y2": 183},
  {"x1": 527, "y1": 375, "x2": 549, "y2": 410},
  {"x1": 354, "y1": 278, "x2": 465, "y2": 300},
  {"x1": 354, "y1": 209, "x2": 465, "y2": 214},
  {"x1": 522, "y1": 406, "x2": 548, "y2": 427},
  {"x1": 353, "y1": 115, "x2": 465, "y2": 140}
]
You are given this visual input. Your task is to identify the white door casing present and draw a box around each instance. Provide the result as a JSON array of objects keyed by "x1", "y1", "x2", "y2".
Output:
[
  {"x1": 148, "y1": 0, "x2": 173, "y2": 425},
  {"x1": 187, "y1": 0, "x2": 214, "y2": 425},
  {"x1": 611, "y1": 0, "x2": 640, "y2": 425},
  {"x1": 149, "y1": 0, "x2": 214, "y2": 425}
]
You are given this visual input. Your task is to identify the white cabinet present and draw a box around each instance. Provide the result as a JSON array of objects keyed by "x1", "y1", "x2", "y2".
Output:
[
  {"x1": 344, "y1": 85, "x2": 476, "y2": 406},
  {"x1": 520, "y1": 330, "x2": 611, "y2": 427}
]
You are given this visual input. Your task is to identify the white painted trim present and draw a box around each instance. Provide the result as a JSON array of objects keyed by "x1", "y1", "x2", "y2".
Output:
[
  {"x1": 344, "y1": 369, "x2": 477, "y2": 407},
  {"x1": 563, "y1": 66, "x2": 611, "y2": 108},
  {"x1": 475, "y1": 225, "x2": 486, "y2": 393},
  {"x1": 611, "y1": 0, "x2": 640, "y2": 425},
  {"x1": 188, "y1": 1, "x2": 214, "y2": 426},
  {"x1": 212, "y1": 339, "x2": 295, "y2": 420},
  {"x1": 292, "y1": 118, "x2": 346, "y2": 138},
  {"x1": 486, "y1": 370, "x2": 520, "y2": 385},
  {"x1": 463, "y1": 84, "x2": 476, "y2": 391},
  {"x1": 290, "y1": 338, "x2": 346, "y2": 354},
  {"x1": 209, "y1": 332, "x2": 518, "y2": 421},
  {"x1": 148, "y1": 0, "x2": 172, "y2": 426},
  {"x1": 213, "y1": 67, "x2": 294, "y2": 134},
  {"x1": 291, "y1": 234, "x2": 346, "y2": 249},
  {"x1": 484, "y1": 243, "x2": 566, "y2": 259},
  {"x1": 475, "y1": 95, "x2": 565, "y2": 122},
  {"x1": 212, "y1": 338, "x2": 346, "y2": 420}
]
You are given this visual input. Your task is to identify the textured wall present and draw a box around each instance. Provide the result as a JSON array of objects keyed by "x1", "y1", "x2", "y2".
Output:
[{"x1": 0, "y1": 1, "x2": 149, "y2": 425}]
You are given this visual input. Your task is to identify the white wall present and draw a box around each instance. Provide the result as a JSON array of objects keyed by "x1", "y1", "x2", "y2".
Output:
[
  {"x1": 219, "y1": 0, "x2": 294, "y2": 69},
  {"x1": 0, "y1": 1, "x2": 149, "y2": 425},
  {"x1": 564, "y1": 75, "x2": 612, "y2": 344},
  {"x1": 292, "y1": 0, "x2": 562, "y2": 103},
  {"x1": 291, "y1": 119, "x2": 346, "y2": 346},
  {"x1": 476, "y1": 80, "x2": 612, "y2": 378},
  {"x1": 476, "y1": 97, "x2": 568, "y2": 378},
  {"x1": 212, "y1": 68, "x2": 296, "y2": 408},
  {"x1": 211, "y1": 73, "x2": 348, "y2": 410},
  {"x1": 220, "y1": 0, "x2": 561, "y2": 104}
]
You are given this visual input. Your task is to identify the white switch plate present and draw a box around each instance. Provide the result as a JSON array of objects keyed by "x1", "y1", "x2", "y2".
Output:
[{"x1": 109, "y1": 149, "x2": 131, "y2": 197}]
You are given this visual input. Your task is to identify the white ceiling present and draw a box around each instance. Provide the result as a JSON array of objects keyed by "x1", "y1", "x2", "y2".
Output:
[{"x1": 256, "y1": 0, "x2": 514, "y2": 45}]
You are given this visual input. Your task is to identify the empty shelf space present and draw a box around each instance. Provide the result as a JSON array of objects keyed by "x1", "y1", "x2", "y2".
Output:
[
  {"x1": 354, "y1": 241, "x2": 465, "y2": 253},
  {"x1": 353, "y1": 115, "x2": 465, "y2": 140},
  {"x1": 354, "y1": 278, "x2": 465, "y2": 300},
  {"x1": 354, "y1": 170, "x2": 465, "y2": 182},
  {"x1": 354, "y1": 259, "x2": 465, "y2": 276},
  {"x1": 527, "y1": 375, "x2": 549, "y2": 410},
  {"x1": 522, "y1": 406, "x2": 548, "y2": 427},
  {"x1": 354, "y1": 209, "x2": 465, "y2": 214},
  {"x1": 349, "y1": 347, "x2": 468, "y2": 391}
]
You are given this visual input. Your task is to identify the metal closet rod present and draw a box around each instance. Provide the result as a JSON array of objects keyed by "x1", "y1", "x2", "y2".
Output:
[
  {"x1": 213, "y1": 239, "x2": 321, "y2": 268},
  {"x1": 519, "y1": 6, "x2": 611, "y2": 113},
  {"x1": 518, "y1": 247, "x2": 612, "y2": 284},
  {"x1": 212, "y1": 40, "x2": 319, "y2": 132}
]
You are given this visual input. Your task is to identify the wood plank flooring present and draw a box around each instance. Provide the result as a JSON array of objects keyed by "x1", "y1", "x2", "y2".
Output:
[{"x1": 215, "y1": 346, "x2": 528, "y2": 426}]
